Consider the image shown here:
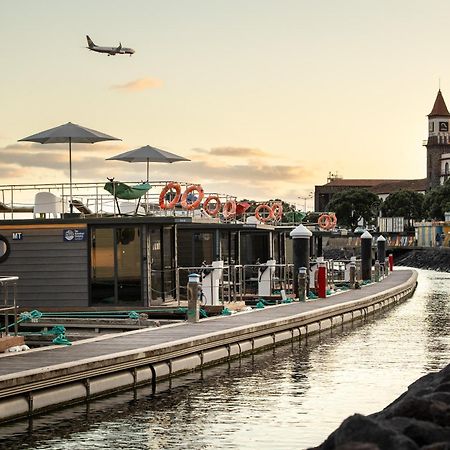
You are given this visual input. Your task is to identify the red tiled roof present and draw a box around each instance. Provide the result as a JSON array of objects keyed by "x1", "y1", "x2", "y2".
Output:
[
  {"x1": 316, "y1": 178, "x2": 427, "y2": 194},
  {"x1": 319, "y1": 179, "x2": 402, "y2": 187},
  {"x1": 428, "y1": 90, "x2": 450, "y2": 117},
  {"x1": 371, "y1": 178, "x2": 428, "y2": 194}
]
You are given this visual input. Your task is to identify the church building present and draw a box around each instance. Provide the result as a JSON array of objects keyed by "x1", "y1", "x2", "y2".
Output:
[{"x1": 314, "y1": 90, "x2": 450, "y2": 211}]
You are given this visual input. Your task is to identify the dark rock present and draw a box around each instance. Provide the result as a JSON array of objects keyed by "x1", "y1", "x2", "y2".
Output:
[
  {"x1": 311, "y1": 414, "x2": 419, "y2": 450},
  {"x1": 422, "y1": 443, "x2": 450, "y2": 450},
  {"x1": 384, "y1": 396, "x2": 450, "y2": 426},
  {"x1": 335, "y1": 443, "x2": 380, "y2": 450},
  {"x1": 435, "y1": 382, "x2": 450, "y2": 393},
  {"x1": 384, "y1": 417, "x2": 450, "y2": 446}
]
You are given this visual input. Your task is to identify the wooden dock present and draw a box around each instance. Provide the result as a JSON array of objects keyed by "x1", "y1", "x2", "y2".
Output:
[{"x1": 0, "y1": 269, "x2": 417, "y2": 423}]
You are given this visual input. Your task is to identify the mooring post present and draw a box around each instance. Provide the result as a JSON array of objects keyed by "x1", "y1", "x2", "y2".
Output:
[
  {"x1": 187, "y1": 273, "x2": 201, "y2": 323},
  {"x1": 317, "y1": 260, "x2": 327, "y2": 298},
  {"x1": 298, "y1": 267, "x2": 307, "y2": 302},
  {"x1": 377, "y1": 235, "x2": 386, "y2": 277},
  {"x1": 360, "y1": 230, "x2": 373, "y2": 281},
  {"x1": 374, "y1": 260, "x2": 380, "y2": 282},
  {"x1": 316, "y1": 235, "x2": 323, "y2": 258},
  {"x1": 290, "y1": 224, "x2": 312, "y2": 299},
  {"x1": 349, "y1": 261, "x2": 356, "y2": 288}
]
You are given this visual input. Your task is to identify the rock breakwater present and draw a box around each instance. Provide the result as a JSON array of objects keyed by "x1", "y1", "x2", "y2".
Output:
[
  {"x1": 309, "y1": 364, "x2": 450, "y2": 450},
  {"x1": 395, "y1": 248, "x2": 450, "y2": 272}
]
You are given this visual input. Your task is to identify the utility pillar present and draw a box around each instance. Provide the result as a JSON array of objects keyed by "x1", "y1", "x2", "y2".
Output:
[
  {"x1": 187, "y1": 273, "x2": 201, "y2": 323},
  {"x1": 290, "y1": 224, "x2": 312, "y2": 299}
]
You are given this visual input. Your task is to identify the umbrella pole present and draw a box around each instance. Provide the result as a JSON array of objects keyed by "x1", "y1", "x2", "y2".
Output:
[
  {"x1": 145, "y1": 158, "x2": 149, "y2": 214},
  {"x1": 69, "y1": 137, "x2": 73, "y2": 214}
]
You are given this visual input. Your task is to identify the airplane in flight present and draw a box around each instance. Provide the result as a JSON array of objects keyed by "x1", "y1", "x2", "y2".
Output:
[{"x1": 86, "y1": 35, "x2": 135, "y2": 56}]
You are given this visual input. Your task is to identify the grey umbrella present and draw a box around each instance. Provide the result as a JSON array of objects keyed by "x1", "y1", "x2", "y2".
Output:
[
  {"x1": 106, "y1": 145, "x2": 190, "y2": 182},
  {"x1": 19, "y1": 122, "x2": 121, "y2": 213}
]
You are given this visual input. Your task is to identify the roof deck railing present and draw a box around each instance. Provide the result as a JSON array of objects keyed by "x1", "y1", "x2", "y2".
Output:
[{"x1": 0, "y1": 181, "x2": 237, "y2": 221}]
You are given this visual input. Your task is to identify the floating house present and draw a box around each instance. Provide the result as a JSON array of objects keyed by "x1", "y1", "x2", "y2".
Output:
[{"x1": 0, "y1": 181, "x2": 293, "y2": 309}]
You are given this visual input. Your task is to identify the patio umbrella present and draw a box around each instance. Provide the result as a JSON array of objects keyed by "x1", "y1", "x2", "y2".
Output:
[
  {"x1": 106, "y1": 145, "x2": 190, "y2": 182},
  {"x1": 19, "y1": 122, "x2": 121, "y2": 213}
]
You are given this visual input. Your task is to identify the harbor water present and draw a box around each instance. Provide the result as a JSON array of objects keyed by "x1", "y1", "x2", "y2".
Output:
[{"x1": 1, "y1": 268, "x2": 449, "y2": 450}]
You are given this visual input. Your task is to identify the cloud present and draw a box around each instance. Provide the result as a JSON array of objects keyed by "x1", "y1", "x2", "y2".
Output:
[
  {"x1": 191, "y1": 147, "x2": 269, "y2": 158},
  {"x1": 111, "y1": 77, "x2": 163, "y2": 92},
  {"x1": 0, "y1": 141, "x2": 317, "y2": 203}
]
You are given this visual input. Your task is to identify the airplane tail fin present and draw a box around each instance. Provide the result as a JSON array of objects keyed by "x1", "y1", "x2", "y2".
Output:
[{"x1": 86, "y1": 35, "x2": 95, "y2": 48}]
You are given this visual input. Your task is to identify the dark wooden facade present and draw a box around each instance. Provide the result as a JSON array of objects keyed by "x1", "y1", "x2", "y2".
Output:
[{"x1": 0, "y1": 217, "x2": 284, "y2": 309}]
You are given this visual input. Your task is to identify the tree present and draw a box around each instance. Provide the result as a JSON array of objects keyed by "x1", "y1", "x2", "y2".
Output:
[
  {"x1": 381, "y1": 190, "x2": 425, "y2": 225},
  {"x1": 423, "y1": 180, "x2": 450, "y2": 220},
  {"x1": 326, "y1": 188, "x2": 381, "y2": 229}
]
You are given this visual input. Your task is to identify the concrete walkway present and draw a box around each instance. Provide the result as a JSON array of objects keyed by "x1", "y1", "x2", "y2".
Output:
[{"x1": 0, "y1": 270, "x2": 415, "y2": 382}]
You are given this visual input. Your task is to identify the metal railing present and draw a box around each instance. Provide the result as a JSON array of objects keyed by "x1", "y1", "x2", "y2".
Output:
[
  {"x1": 0, "y1": 276, "x2": 19, "y2": 337},
  {"x1": 0, "y1": 181, "x2": 239, "y2": 221},
  {"x1": 175, "y1": 262, "x2": 295, "y2": 304}
]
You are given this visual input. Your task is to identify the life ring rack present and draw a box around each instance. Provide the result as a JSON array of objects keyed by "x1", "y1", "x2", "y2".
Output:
[
  {"x1": 181, "y1": 184, "x2": 204, "y2": 210},
  {"x1": 159, "y1": 182, "x2": 181, "y2": 210},
  {"x1": 203, "y1": 195, "x2": 222, "y2": 217},
  {"x1": 255, "y1": 203, "x2": 274, "y2": 223}
]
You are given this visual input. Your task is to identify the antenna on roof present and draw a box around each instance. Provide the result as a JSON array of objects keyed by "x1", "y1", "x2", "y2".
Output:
[{"x1": 327, "y1": 171, "x2": 342, "y2": 182}]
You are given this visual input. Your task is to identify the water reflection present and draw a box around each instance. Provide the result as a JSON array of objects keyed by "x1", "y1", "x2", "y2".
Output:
[{"x1": 1, "y1": 268, "x2": 449, "y2": 450}]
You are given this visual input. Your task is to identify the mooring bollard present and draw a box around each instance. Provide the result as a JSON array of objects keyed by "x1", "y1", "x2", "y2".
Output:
[
  {"x1": 290, "y1": 224, "x2": 312, "y2": 299},
  {"x1": 349, "y1": 261, "x2": 356, "y2": 289},
  {"x1": 360, "y1": 230, "x2": 373, "y2": 281},
  {"x1": 374, "y1": 260, "x2": 380, "y2": 282},
  {"x1": 187, "y1": 273, "x2": 201, "y2": 323},
  {"x1": 298, "y1": 267, "x2": 307, "y2": 302},
  {"x1": 317, "y1": 260, "x2": 327, "y2": 298}
]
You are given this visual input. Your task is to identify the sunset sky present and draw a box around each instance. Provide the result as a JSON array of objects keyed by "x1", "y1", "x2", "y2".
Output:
[{"x1": 1, "y1": 0, "x2": 449, "y2": 207}]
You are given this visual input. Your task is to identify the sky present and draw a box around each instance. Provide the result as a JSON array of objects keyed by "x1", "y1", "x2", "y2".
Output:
[{"x1": 0, "y1": 0, "x2": 448, "y2": 208}]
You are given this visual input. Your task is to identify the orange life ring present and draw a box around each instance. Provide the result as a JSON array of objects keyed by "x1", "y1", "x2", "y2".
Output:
[
  {"x1": 181, "y1": 184, "x2": 204, "y2": 210},
  {"x1": 318, "y1": 214, "x2": 330, "y2": 230},
  {"x1": 318, "y1": 213, "x2": 337, "y2": 230},
  {"x1": 203, "y1": 195, "x2": 221, "y2": 217},
  {"x1": 255, "y1": 204, "x2": 274, "y2": 222},
  {"x1": 159, "y1": 182, "x2": 181, "y2": 209},
  {"x1": 271, "y1": 202, "x2": 283, "y2": 221},
  {"x1": 329, "y1": 212, "x2": 337, "y2": 228},
  {"x1": 222, "y1": 200, "x2": 236, "y2": 219}
]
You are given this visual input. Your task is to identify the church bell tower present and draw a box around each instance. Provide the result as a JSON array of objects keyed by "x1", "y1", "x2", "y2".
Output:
[{"x1": 425, "y1": 90, "x2": 450, "y2": 189}]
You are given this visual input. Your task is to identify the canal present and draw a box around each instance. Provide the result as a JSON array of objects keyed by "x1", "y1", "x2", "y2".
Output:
[{"x1": 1, "y1": 268, "x2": 449, "y2": 450}]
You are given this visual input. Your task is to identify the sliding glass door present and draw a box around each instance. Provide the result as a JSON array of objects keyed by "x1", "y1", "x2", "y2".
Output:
[{"x1": 90, "y1": 226, "x2": 142, "y2": 306}]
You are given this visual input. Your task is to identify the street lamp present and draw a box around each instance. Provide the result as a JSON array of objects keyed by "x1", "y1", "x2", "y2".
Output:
[{"x1": 298, "y1": 192, "x2": 313, "y2": 212}]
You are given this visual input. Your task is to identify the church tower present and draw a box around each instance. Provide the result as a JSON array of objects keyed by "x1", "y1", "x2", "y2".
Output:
[{"x1": 425, "y1": 90, "x2": 450, "y2": 188}]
